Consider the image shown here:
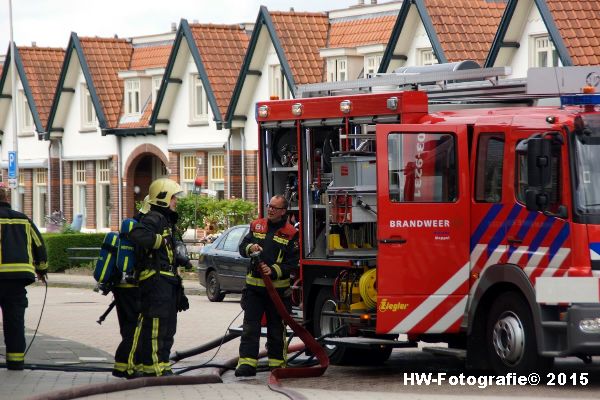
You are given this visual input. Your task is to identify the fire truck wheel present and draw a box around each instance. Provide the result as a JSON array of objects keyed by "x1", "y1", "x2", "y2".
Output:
[
  {"x1": 206, "y1": 270, "x2": 226, "y2": 302},
  {"x1": 313, "y1": 287, "x2": 392, "y2": 365},
  {"x1": 485, "y1": 292, "x2": 551, "y2": 374},
  {"x1": 313, "y1": 287, "x2": 347, "y2": 364}
]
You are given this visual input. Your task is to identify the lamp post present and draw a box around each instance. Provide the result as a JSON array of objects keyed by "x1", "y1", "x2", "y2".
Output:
[
  {"x1": 193, "y1": 177, "x2": 203, "y2": 241},
  {"x1": 8, "y1": 0, "x2": 20, "y2": 211}
]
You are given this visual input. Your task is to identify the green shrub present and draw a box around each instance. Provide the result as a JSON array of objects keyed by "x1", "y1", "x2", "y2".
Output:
[
  {"x1": 42, "y1": 233, "x2": 105, "y2": 272},
  {"x1": 176, "y1": 196, "x2": 257, "y2": 232}
]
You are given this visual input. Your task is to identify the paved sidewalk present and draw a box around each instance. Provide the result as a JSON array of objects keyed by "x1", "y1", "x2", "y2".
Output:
[{"x1": 45, "y1": 272, "x2": 205, "y2": 296}]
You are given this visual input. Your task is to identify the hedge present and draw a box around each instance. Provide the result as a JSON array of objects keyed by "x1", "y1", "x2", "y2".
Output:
[{"x1": 42, "y1": 233, "x2": 105, "y2": 272}]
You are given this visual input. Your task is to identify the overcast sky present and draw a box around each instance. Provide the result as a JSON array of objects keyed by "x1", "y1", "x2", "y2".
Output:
[{"x1": 0, "y1": 0, "x2": 363, "y2": 52}]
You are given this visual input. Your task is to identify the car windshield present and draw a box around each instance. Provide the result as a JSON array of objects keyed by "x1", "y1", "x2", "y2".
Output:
[{"x1": 573, "y1": 117, "x2": 600, "y2": 214}]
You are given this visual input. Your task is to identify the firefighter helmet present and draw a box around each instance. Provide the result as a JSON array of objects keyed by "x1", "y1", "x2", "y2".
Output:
[{"x1": 147, "y1": 178, "x2": 183, "y2": 208}]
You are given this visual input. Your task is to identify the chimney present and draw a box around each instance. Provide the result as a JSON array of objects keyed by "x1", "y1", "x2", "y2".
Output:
[
  {"x1": 31, "y1": 41, "x2": 36, "y2": 47},
  {"x1": 290, "y1": 7, "x2": 294, "y2": 12},
  {"x1": 171, "y1": 22, "x2": 177, "y2": 32}
]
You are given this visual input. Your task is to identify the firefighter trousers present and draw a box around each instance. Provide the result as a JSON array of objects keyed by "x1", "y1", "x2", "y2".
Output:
[
  {"x1": 112, "y1": 286, "x2": 140, "y2": 375},
  {"x1": 237, "y1": 285, "x2": 290, "y2": 370},
  {"x1": 130, "y1": 274, "x2": 177, "y2": 376},
  {"x1": 0, "y1": 280, "x2": 29, "y2": 370}
]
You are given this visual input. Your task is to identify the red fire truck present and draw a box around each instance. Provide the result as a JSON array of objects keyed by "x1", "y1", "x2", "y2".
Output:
[{"x1": 254, "y1": 64, "x2": 600, "y2": 374}]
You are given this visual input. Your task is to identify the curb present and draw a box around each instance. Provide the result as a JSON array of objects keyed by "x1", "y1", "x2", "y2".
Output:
[{"x1": 38, "y1": 280, "x2": 206, "y2": 296}]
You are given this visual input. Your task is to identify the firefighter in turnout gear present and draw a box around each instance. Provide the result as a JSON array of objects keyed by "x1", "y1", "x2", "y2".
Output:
[
  {"x1": 0, "y1": 185, "x2": 47, "y2": 370},
  {"x1": 111, "y1": 197, "x2": 149, "y2": 379},
  {"x1": 127, "y1": 179, "x2": 188, "y2": 377},
  {"x1": 235, "y1": 195, "x2": 299, "y2": 377}
]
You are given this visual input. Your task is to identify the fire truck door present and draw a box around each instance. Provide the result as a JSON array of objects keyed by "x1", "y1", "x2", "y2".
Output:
[{"x1": 375, "y1": 124, "x2": 470, "y2": 334}]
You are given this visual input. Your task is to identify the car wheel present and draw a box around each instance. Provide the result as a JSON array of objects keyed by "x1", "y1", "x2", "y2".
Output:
[
  {"x1": 486, "y1": 291, "x2": 552, "y2": 374},
  {"x1": 206, "y1": 270, "x2": 225, "y2": 302}
]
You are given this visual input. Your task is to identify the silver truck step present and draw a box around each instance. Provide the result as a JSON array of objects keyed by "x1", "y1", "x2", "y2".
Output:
[{"x1": 321, "y1": 337, "x2": 417, "y2": 349}]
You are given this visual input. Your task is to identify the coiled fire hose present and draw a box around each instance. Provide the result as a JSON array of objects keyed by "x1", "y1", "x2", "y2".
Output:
[{"x1": 257, "y1": 261, "x2": 330, "y2": 388}]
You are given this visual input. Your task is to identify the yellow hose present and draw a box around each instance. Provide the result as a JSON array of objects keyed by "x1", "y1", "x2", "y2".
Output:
[{"x1": 359, "y1": 268, "x2": 377, "y2": 310}]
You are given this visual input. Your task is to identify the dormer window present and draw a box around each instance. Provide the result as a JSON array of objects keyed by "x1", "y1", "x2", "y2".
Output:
[
  {"x1": 190, "y1": 74, "x2": 208, "y2": 124},
  {"x1": 18, "y1": 90, "x2": 34, "y2": 135},
  {"x1": 125, "y1": 79, "x2": 141, "y2": 116},
  {"x1": 327, "y1": 58, "x2": 347, "y2": 82},
  {"x1": 364, "y1": 55, "x2": 382, "y2": 77},
  {"x1": 81, "y1": 84, "x2": 97, "y2": 130},
  {"x1": 152, "y1": 76, "x2": 162, "y2": 106}
]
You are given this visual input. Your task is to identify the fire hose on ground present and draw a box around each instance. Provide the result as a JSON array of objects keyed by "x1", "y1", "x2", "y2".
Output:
[{"x1": 25, "y1": 256, "x2": 330, "y2": 400}]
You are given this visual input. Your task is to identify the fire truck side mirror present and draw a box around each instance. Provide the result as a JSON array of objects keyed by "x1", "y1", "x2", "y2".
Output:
[
  {"x1": 526, "y1": 138, "x2": 552, "y2": 190},
  {"x1": 524, "y1": 138, "x2": 553, "y2": 212}
]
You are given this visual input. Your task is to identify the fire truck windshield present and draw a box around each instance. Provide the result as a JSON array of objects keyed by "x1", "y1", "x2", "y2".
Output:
[{"x1": 573, "y1": 118, "x2": 600, "y2": 214}]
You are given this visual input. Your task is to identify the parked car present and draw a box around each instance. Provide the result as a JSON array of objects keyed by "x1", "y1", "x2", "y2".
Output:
[{"x1": 197, "y1": 225, "x2": 250, "y2": 302}]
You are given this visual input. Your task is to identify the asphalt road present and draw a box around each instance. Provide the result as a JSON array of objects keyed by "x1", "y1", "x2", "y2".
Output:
[{"x1": 16, "y1": 286, "x2": 600, "y2": 398}]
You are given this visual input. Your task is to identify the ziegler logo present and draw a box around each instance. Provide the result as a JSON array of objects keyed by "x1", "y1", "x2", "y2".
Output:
[{"x1": 379, "y1": 298, "x2": 409, "y2": 312}]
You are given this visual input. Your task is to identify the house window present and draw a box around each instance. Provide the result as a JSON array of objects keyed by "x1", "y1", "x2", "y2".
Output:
[
  {"x1": 125, "y1": 79, "x2": 141, "y2": 116},
  {"x1": 152, "y1": 76, "x2": 162, "y2": 106},
  {"x1": 180, "y1": 153, "x2": 197, "y2": 194},
  {"x1": 533, "y1": 35, "x2": 559, "y2": 68},
  {"x1": 269, "y1": 65, "x2": 291, "y2": 99},
  {"x1": 418, "y1": 48, "x2": 438, "y2": 66},
  {"x1": 81, "y1": 85, "x2": 97, "y2": 129},
  {"x1": 190, "y1": 74, "x2": 208, "y2": 123},
  {"x1": 33, "y1": 169, "x2": 47, "y2": 228},
  {"x1": 73, "y1": 161, "x2": 87, "y2": 228},
  {"x1": 209, "y1": 153, "x2": 225, "y2": 199},
  {"x1": 18, "y1": 90, "x2": 34, "y2": 134},
  {"x1": 327, "y1": 58, "x2": 347, "y2": 82},
  {"x1": 96, "y1": 160, "x2": 111, "y2": 229},
  {"x1": 364, "y1": 55, "x2": 382, "y2": 77}
]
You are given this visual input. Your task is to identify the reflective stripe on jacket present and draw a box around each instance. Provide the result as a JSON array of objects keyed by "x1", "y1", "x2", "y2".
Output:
[{"x1": 0, "y1": 202, "x2": 47, "y2": 282}]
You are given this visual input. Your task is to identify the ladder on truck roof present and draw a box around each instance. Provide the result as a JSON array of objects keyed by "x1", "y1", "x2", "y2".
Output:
[
  {"x1": 297, "y1": 65, "x2": 600, "y2": 103},
  {"x1": 297, "y1": 66, "x2": 527, "y2": 101}
]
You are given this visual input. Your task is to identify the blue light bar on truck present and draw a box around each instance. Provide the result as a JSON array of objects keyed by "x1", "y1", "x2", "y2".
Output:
[{"x1": 560, "y1": 94, "x2": 600, "y2": 107}]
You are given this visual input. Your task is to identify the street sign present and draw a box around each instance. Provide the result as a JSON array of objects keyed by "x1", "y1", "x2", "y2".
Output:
[
  {"x1": 8, "y1": 178, "x2": 17, "y2": 189},
  {"x1": 8, "y1": 151, "x2": 17, "y2": 179}
]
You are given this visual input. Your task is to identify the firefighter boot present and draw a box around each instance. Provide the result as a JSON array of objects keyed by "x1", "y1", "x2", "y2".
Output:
[
  {"x1": 6, "y1": 361, "x2": 24, "y2": 371},
  {"x1": 234, "y1": 364, "x2": 256, "y2": 377},
  {"x1": 328, "y1": 233, "x2": 343, "y2": 250}
]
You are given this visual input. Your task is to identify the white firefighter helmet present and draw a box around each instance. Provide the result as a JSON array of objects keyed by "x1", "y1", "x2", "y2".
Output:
[{"x1": 147, "y1": 178, "x2": 183, "y2": 208}]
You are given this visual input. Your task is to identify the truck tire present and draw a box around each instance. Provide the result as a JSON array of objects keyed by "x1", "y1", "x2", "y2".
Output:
[
  {"x1": 206, "y1": 270, "x2": 226, "y2": 302},
  {"x1": 485, "y1": 292, "x2": 552, "y2": 374},
  {"x1": 313, "y1": 287, "x2": 391, "y2": 365}
]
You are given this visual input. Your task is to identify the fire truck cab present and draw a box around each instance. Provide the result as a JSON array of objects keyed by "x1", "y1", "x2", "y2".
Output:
[{"x1": 255, "y1": 64, "x2": 600, "y2": 373}]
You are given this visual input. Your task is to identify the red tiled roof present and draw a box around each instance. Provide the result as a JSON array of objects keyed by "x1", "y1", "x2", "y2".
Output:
[
  {"x1": 79, "y1": 37, "x2": 133, "y2": 127},
  {"x1": 118, "y1": 100, "x2": 153, "y2": 129},
  {"x1": 545, "y1": 0, "x2": 600, "y2": 66},
  {"x1": 425, "y1": 0, "x2": 506, "y2": 66},
  {"x1": 190, "y1": 24, "x2": 249, "y2": 117},
  {"x1": 18, "y1": 47, "x2": 65, "y2": 126},
  {"x1": 270, "y1": 11, "x2": 329, "y2": 85},
  {"x1": 328, "y1": 15, "x2": 397, "y2": 49},
  {"x1": 130, "y1": 45, "x2": 172, "y2": 70}
]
